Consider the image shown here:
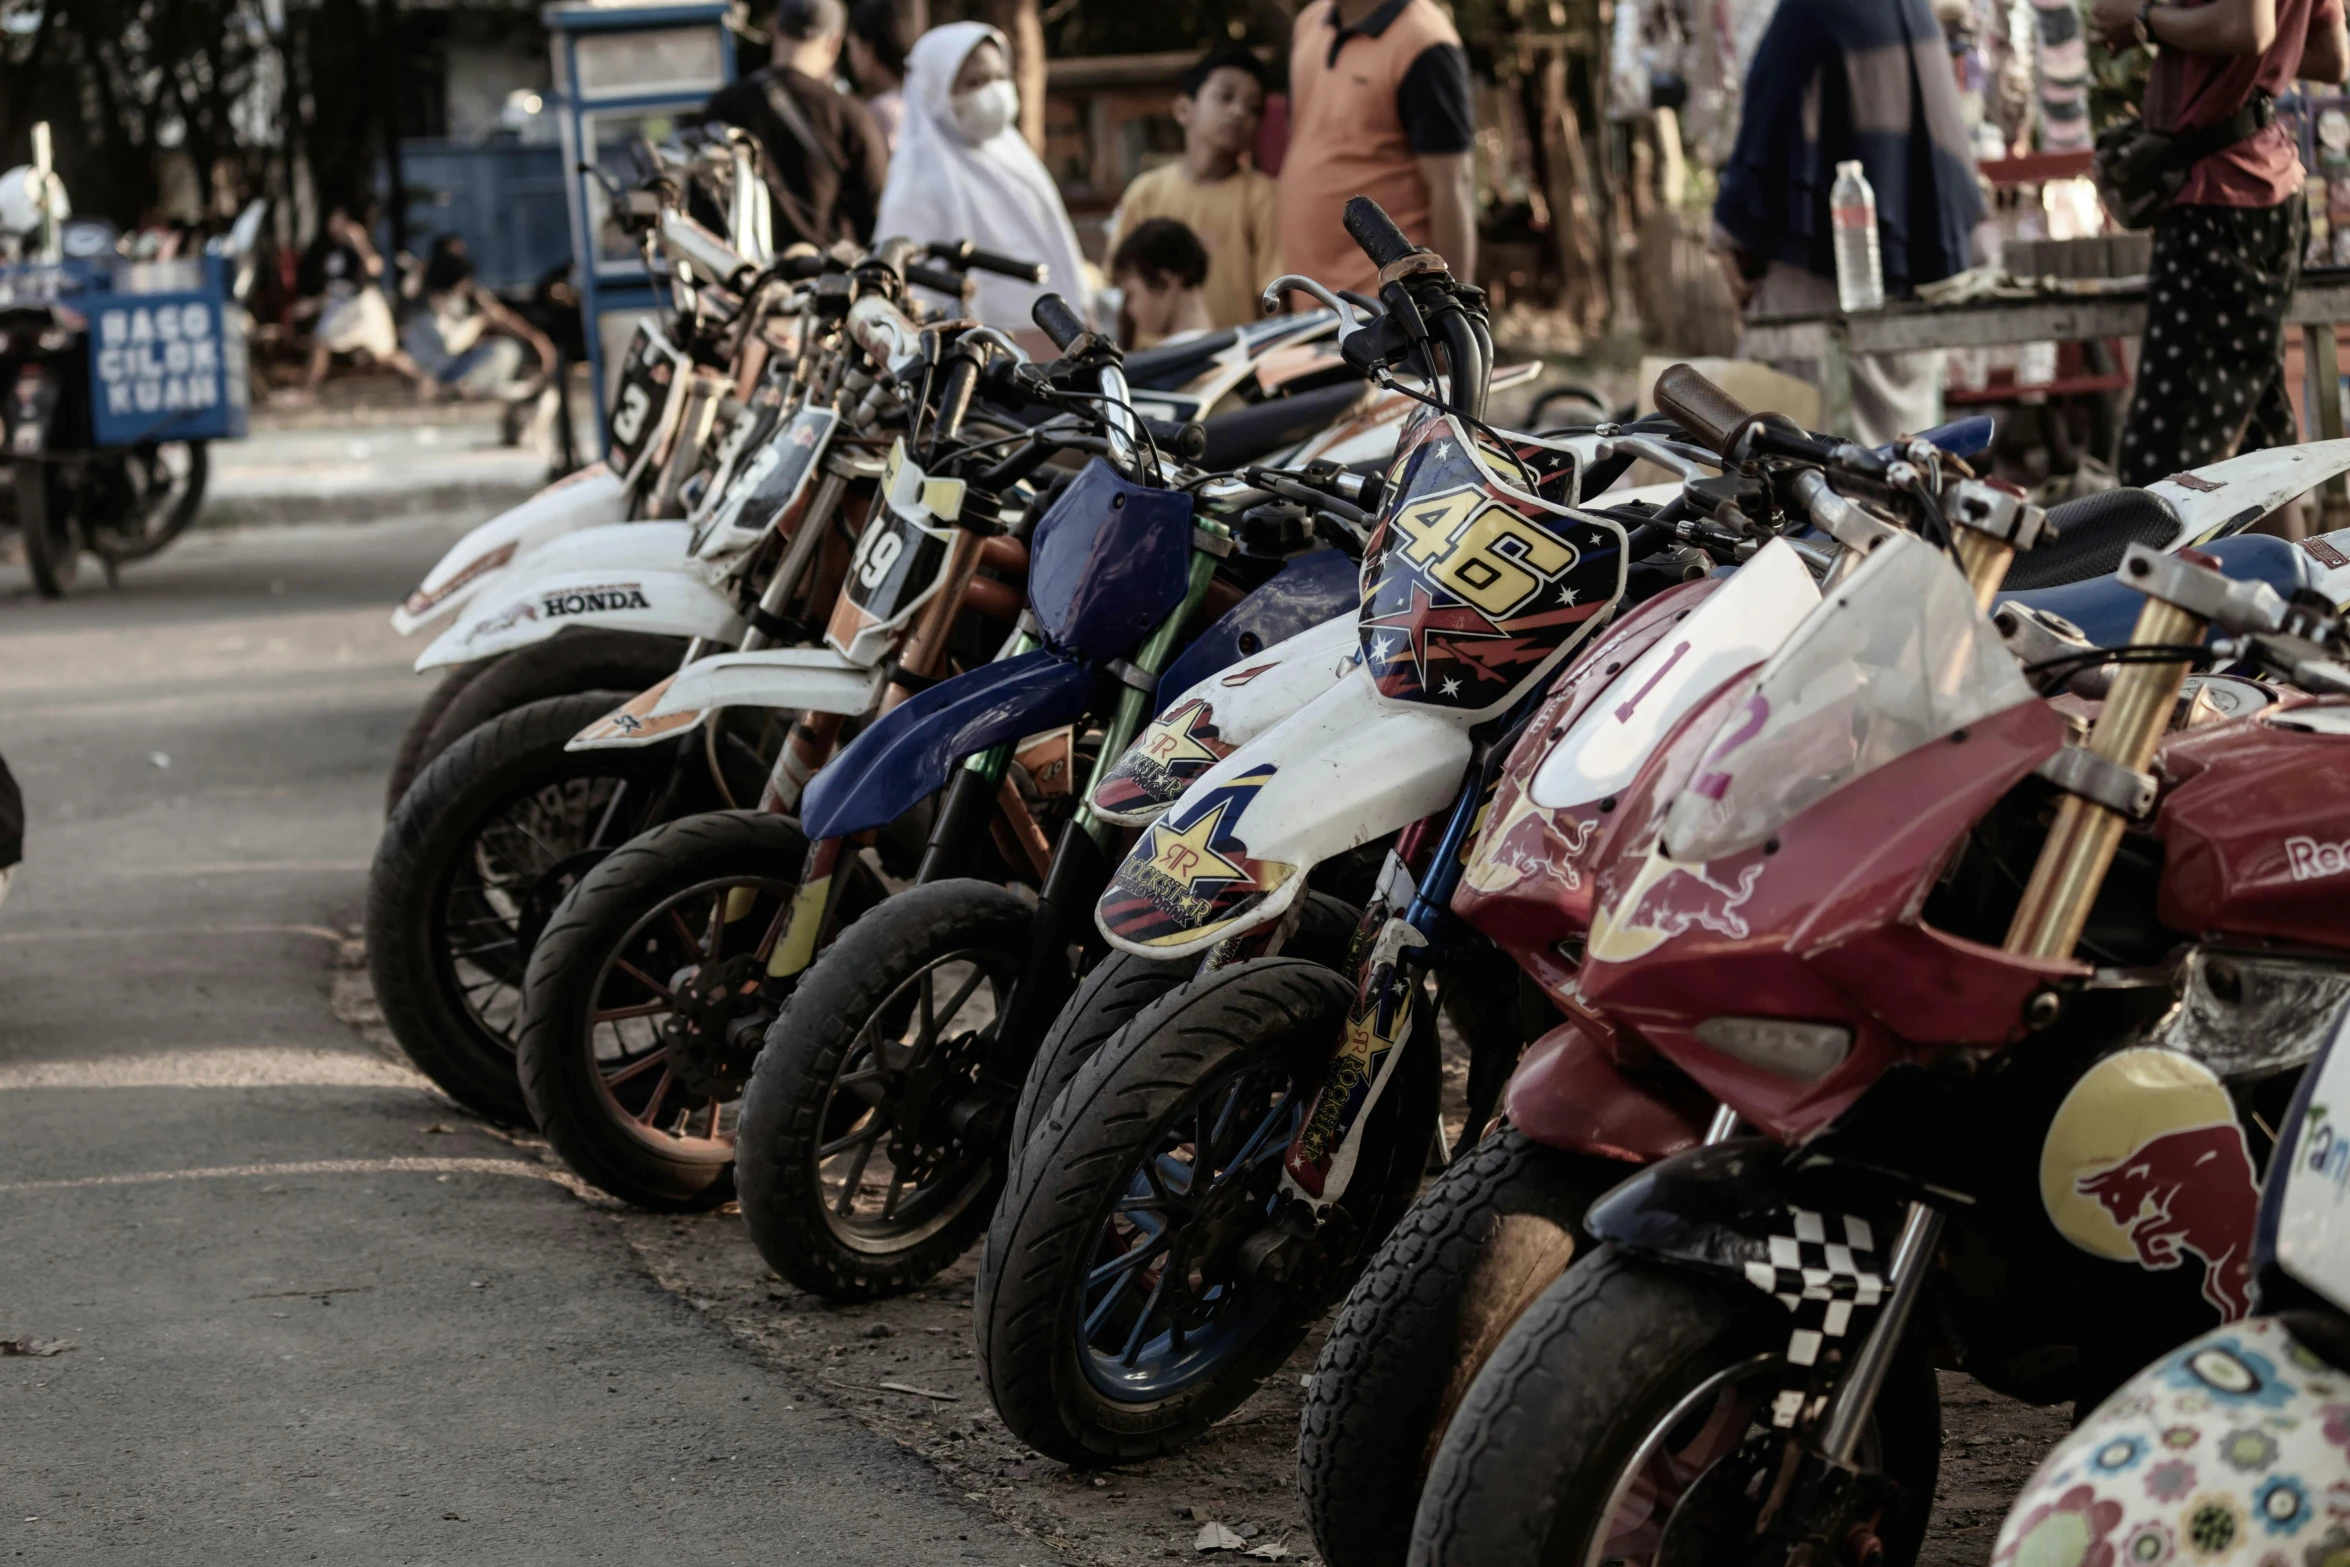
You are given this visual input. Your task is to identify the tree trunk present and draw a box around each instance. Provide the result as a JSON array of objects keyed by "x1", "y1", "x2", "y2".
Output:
[
  {"x1": 980, "y1": 0, "x2": 1048, "y2": 154},
  {"x1": 1536, "y1": 51, "x2": 1608, "y2": 332}
]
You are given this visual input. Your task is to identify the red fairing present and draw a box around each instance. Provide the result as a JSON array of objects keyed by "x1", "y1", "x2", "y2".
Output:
[
  {"x1": 1453, "y1": 578, "x2": 1719, "y2": 950},
  {"x1": 2156, "y1": 699, "x2": 2350, "y2": 946},
  {"x1": 1581, "y1": 695, "x2": 2077, "y2": 1140},
  {"x1": 1504, "y1": 1016, "x2": 1709, "y2": 1162}
]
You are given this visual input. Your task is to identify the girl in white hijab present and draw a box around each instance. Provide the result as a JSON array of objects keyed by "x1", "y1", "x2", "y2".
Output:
[{"x1": 874, "y1": 21, "x2": 1091, "y2": 331}]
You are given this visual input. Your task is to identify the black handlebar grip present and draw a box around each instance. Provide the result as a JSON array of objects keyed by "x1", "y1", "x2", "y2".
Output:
[
  {"x1": 930, "y1": 241, "x2": 1046, "y2": 284},
  {"x1": 1142, "y1": 418, "x2": 1208, "y2": 463},
  {"x1": 906, "y1": 261, "x2": 968, "y2": 297},
  {"x1": 1343, "y1": 196, "x2": 1417, "y2": 270},
  {"x1": 1652, "y1": 362, "x2": 1754, "y2": 458},
  {"x1": 1032, "y1": 293, "x2": 1087, "y2": 352}
]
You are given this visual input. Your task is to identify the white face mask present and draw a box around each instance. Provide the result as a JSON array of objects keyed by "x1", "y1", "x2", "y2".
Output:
[{"x1": 948, "y1": 79, "x2": 1019, "y2": 144}]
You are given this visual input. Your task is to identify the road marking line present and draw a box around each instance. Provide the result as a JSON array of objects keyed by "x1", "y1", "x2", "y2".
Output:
[
  {"x1": 100, "y1": 861, "x2": 370, "y2": 878},
  {"x1": 0, "y1": 923, "x2": 347, "y2": 944},
  {"x1": 0, "y1": 1047, "x2": 428, "y2": 1091},
  {"x1": 0, "y1": 1157, "x2": 556, "y2": 1194}
]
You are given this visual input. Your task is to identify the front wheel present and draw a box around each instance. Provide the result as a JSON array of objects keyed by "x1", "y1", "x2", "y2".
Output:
[
  {"x1": 515, "y1": 809, "x2": 810, "y2": 1210},
  {"x1": 1300, "y1": 1128, "x2": 1627, "y2": 1567},
  {"x1": 15, "y1": 460, "x2": 77, "y2": 597},
  {"x1": 365, "y1": 691, "x2": 690, "y2": 1122},
  {"x1": 1407, "y1": 1248, "x2": 1941, "y2": 1567},
  {"x1": 89, "y1": 440, "x2": 206, "y2": 563},
  {"x1": 976, "y1": 957, "x2": 1439, "y2": 1466},
  {"x1": 735, "y1": 880, "x2": 1032, "y2": 1301}
]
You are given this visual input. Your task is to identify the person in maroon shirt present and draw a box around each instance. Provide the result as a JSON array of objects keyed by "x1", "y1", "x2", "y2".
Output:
[{"x1": 2090, "y1": 0, "x2": 2348, "y2": 485}]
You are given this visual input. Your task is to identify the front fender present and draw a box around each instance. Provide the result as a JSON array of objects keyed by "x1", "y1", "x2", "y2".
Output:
[
  {"x1": 1096, "y1": 668, "x2": 1470, "y2": 957},
  {"x1": 1092, "y1": 611, "x2": 1360, "y2": 827},
  {"x1": 569, "y1": 649, "x2": 887, "y2": 752},
  {"x1": 1584, "y1": 1139, "x2": 1908, "y2": 1304},
  {"x1": 419, "y1": 551, "x2": 742, "y2": 670},
  {"x1": 392, "y1": 463, "x2": 625, "y2": 635},
  {"x1": 650, "y1": 647, "x2": 883, "y2": 719},
  {"x1": 798, "y1": 649, "x2": 1096, "y2": 842}
]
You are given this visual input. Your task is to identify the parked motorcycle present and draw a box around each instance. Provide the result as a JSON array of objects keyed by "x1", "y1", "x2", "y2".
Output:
[
  {"x1": 1991, "y1": 997, "x2": 2350, "y2": 1567},
  {"x1": 1405, "y1": 429, "x2": 2350, "y2": 1565},
  {"x1": 0, "y1": 125, "x2": 253, "y2": 597}
]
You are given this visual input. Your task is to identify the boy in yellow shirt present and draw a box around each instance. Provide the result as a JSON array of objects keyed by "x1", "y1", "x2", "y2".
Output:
[{"x1": 1107, "y1": 46, "x2": 1282, "y2": 331}]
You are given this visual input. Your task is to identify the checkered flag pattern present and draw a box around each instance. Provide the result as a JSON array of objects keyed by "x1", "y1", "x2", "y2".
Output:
[{"x1": 1740, "y1": 1207, "x2": 1886, "y2": 1428}]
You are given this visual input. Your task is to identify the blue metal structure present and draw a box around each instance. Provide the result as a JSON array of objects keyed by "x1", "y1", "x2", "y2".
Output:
[
  {"x1": 543, "y1": 0, "x2": 737, "y2": 452},
  {"x1": 390, "y1": 141, "x2": 573, "y2": 295}
]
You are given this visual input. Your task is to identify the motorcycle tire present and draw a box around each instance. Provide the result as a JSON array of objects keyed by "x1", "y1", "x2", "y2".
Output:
[
  {"x1": 385, "y1": 630, "x2": 691, "y2": 812},
  {"x1": 1299, "y1": 1128, "x2": 1627, "y2": 1567},
  {"x1": 1007, "y1": 891, "x2": 1365, "y2": 1152},
  {"x1": 735, "y1": 880, "x2": 1031, "y2": 1301},
  {"x1": 366, "y1": 690, "x2": 689, "y2": 1123},
  {"x1": 16, "y1": 461, "x2": 78, "y2": 598},
  {"x1": 976, "y1": 957, "x2": 1438, "y2": 1466},
  {"x1": 1406, "y1": 1247, "x2": 1941, "y2": 1567},
  {"x1": 92, "y1": 440, "x2": 207, "y2": 564},
  {"x1": 516, "y1": 808, "x2": 810, "y2": 1211}
]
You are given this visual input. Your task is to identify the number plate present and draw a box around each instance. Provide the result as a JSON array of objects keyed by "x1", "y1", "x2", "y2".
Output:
[
  {"x1": 826, "y1": 439, "x2": 958, "y2": 664},
  {"x1": 696, "y1": 405, "x2": 840, "y2": 562},
  {"x1": 606, "y1": 323, "x2": 689, "y2": 486}
]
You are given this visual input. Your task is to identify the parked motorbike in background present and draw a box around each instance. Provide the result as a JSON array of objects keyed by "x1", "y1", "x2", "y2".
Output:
[{"x1": 0, "y1": 124, "x2": 258, "y2": 597}]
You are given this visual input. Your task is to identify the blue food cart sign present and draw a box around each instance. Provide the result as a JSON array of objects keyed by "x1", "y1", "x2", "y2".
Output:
[{"x1": 88, "y1": 284, "x2": 248, "y2": 447}]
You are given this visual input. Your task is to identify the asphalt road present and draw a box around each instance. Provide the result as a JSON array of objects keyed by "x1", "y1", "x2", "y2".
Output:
[{"x1": 0, "y1": 516, "x2": 1038, "y2": 1566}]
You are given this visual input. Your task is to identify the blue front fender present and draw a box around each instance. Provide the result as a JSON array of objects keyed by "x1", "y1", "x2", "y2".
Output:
[{"x1": 799, "y1": 650, "x2": 1097, "y2": 842}]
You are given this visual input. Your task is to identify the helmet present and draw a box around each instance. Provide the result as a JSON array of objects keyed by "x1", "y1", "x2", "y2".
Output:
[
  {"x1": 1990, "y1": 1316, "x2": 2349, "y2": 1567},
  {"x1": 0, "y1": 166, "x2": 68, "y2": 237}
]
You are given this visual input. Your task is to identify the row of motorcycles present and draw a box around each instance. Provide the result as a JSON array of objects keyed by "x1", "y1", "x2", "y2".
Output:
[{"x1": 367, "y1": 131, "x2": 2350, "y2": 1567}]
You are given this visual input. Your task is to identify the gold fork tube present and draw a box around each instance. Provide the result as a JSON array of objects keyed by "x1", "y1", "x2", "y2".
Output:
[
  {"x1": 2003, "y1": 596, "x2": 2206, "y2": 959},
  {"x1": 1951, "y1": 532, "x2": 2016, "y2": 611}
]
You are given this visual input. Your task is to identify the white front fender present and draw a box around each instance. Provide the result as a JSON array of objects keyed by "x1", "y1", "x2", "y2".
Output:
[
  {"x1": 653, "y1": 647, "x2": 885, "y2": 719},
  {"x1": 392, "y1": 463, "x2": 626, "y2": 635},
  {"x1": 1092, "y1": 614, "x2": 1362, "y2": 826},
  {"x1": 1096, "y1": 669, "x2": 1470, "y2": 958},
  {"x1": 418, "y1": 550, "x2": 744, "y2": 670}
]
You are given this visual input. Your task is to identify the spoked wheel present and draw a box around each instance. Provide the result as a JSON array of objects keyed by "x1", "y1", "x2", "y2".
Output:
[
  {"x1": 517, "y1": 809, "x2": 810, "y2": 1210},
  {"x1": 15, "y1": 460, "x2": 79, "y2": 598},
  {"x1": 977, "y1": 957, "x2": 1439, "y2": 1465},
  {"x1": 89, "y1": 441, "x2": 207, "y2": 564},
  {"x1": 1406, "y1": 1249, "x2": 1941, "y2": 1567},
  {"x1": 736, "y1": 880, "x2": 1030, "y2": 1301},
  {"x1": 368, "y1": 691, "x2": 695, "y2": 1122}
]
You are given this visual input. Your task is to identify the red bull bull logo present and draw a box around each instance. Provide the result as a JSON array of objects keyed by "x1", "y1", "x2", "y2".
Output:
[
  {"x1": 2074, "y1": 1123, "x2": 2258, "y2": 1320},
  {"x1": 2041, "y1": 1047, "x2": 2260, "y2": 1324}
]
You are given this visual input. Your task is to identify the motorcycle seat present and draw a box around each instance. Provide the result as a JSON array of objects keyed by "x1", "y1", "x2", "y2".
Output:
[
  {"x1": 2000, "y1": 487, "x2": 2186, "y2": 592},
  {"x1": 1121, "y1": 329, "x2": 1244, "y2": 391},
  {"x1": 1998, "y1": 531, "x2": 2313, "y2": 648},
  {"x1": 1196, "y1": 382, "x2": 1370, "y2": 470}
]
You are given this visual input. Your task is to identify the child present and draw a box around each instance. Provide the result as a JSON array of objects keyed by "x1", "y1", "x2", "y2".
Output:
[
  {"x1": 1111, "y1": 218, "x2": 1214, "y2": 350},
  {"x1": 1107, "y1": 44, "x2": 1281, "y2": 331}
]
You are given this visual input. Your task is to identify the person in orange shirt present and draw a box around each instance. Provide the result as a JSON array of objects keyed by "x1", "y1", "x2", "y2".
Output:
[
  {"x1": 1277, "y1": 0, "x2": 1478, "y2": 297},
  {"x1": 1106, "y1": 46, "x2": 1283, "y2": 330}
]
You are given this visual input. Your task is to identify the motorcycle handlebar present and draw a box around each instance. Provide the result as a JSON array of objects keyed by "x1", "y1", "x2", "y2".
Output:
[
  {"x1": 1031, "y1": 293, "x2": 1088, "y2": 353},
  {"x1": 927, "y1": 241, "x2": 1047, "y2": 285},
  {"x1": 1343, "y1": 196, "x2": 1418, "y2": 270},
  {"x1": 1652, "y1": 362, "x2": 1754, "y2": 458},
  {"x1": 905, "y1": 261, "x2": 969, "y2": 298},
  {"x1": 1141, "y1": 418, "x2": 1207, "y2": 463}
]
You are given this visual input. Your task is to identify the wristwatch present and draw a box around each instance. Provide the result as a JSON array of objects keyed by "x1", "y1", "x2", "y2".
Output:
[{"x1": 2132, "y1": 0, "x2": 2158, "y2": 48}]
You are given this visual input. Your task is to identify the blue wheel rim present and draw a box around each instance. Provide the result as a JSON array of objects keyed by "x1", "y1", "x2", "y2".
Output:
[{"x1": 1076, "y1": 1057, "x2": 1303, "y2": 1403}]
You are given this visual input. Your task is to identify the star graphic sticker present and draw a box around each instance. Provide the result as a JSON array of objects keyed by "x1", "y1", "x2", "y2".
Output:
[
  {"x1": 1140, "y1": 798, "x2": 1250, "y2": 894},
  {"x1": 1440, "y1": 676, "x2": 1463, "y2": 697},
  {"x1": 1556, "y1": 584, "x2": 1579, "y2": 605},
  {"x1": 1359, "y1": 583, "x2": 1510, "y2": 692},
  {"x1": 1139, "y1": 700, "x2": 1226, "y2": 771}
]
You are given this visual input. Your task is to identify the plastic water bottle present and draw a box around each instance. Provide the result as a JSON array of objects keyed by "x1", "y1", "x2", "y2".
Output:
[{"x1": 1831, "y1": 160, "x2": 1884, "y2": 313}]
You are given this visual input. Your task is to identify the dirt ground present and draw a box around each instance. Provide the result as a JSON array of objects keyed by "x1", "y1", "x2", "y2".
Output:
[{"x1": 334, "y1": 948, "x2": 2077, "y2": 1567}]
